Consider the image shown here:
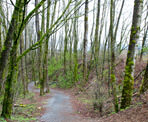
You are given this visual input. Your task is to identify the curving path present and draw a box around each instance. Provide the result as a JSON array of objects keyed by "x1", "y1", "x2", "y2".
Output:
[
  {"x1": 29, "y1": 82, "x2": 97, "y2": 122},
  {"x1": 39, "y1": 89, "x2": 81, "y2": 122}
]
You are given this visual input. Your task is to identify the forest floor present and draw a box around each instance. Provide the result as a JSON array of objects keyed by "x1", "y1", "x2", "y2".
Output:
[
  {"x1": 30, "y1": 82, "x2": 98, "y2": 122},
  {"x1": 29, "y1": 82, "x2": 148, "y2": 122},
  {"x1": 0, "y1": 81, "x2": 148, "y2": 122},
  {"x1": 72, "y1": 89, "x2": 148, "y2": 122},
  {"x1": 24, "y1": 82, "x2": 98, "y2": 122}
]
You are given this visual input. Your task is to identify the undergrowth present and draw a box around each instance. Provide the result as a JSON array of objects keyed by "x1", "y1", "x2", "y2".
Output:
[{"x1": 48, "y1": 56, "x2": 83, "y2": 89}]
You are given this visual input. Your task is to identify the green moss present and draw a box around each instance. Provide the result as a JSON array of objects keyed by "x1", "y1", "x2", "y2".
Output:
[
  {"x1": 121, "y1": 60, "x2": 134, "y2": 109},
  {"x1": 111, "y1": 74, "x2": 116, "y2": 82},
  {"x1": 11, "y1": 115, "x2": 37, "y2": 122},
  {"x1": 132, "y1": 40, "x2": 136, "y2": 43},
  {"x1": 132, "y1": 30, "x2": 137, "y2": 34}
]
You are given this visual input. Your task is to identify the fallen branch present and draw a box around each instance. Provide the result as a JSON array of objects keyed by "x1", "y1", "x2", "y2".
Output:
[{"x1": 134, "y1": 68, "x2": 146, "y2": 81}]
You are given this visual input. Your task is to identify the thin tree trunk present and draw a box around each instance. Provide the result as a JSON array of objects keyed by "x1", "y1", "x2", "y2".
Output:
[
  {"x1": 110, "y1": 0, "x2": 119, "y2": 112},
  {"x1": 43, "y1": 0, "x2": 51, "y2": 93},
  {"x1": 140, "y1": 26, "x2": 148, "y2": 61},
  {"x1": 24, "y1": 5, "x2": 28, "y2": 93},
  {"x1": 73, "y1": 0, "x2": 78, "y2": 83},
  {"x1": 40, "y1": 3, "x2": 45, "y2": 96},
  {"x1": 93, "y1": 0, "x2": 101, "y2": 111},
  {"x1": 64, "y1": 26, "x2": 68, "y2": 74},
  {"x1": 0, "y1": 20, "x2": 1, "y2": 53},
  {"x1": 20, "y1": 35, "x2": 26, "y2": 97},
  {"x1": 83, "y1": 0, "x2": 89, "y2": 84}
]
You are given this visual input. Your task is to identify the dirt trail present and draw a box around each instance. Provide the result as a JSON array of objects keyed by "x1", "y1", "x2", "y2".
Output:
[
  {"x1": 28, "y1": 83, "x2": 148, "y2": 122},
  {"x1": 40, "y1": 89, "x2": 82, "y2": 122},
  {"x1": 28, "y1": 82, "x2": 96, "y2": 122}
]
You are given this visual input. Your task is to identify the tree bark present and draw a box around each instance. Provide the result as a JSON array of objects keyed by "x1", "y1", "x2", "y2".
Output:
[
  {"x1": 43, "y1": 0, "x2": 51, "y2": 93},
  {"x1": 40, "y1": 3, "x2": 45, "y2": 96},
  {"x1": 20, "y1": 35, "x2": 26, "y2": 97},
  {"x1": 73, "y1": 3, "x2": 78, "y2": 83},
  {"x1": 83, "y1": 0, "x2": 89, "y2": 84},
  {"x1": 140, "y1": 61, "x2": 148, "y2": 93},
  {"x1": 1, "y1": 0, "x2": 24, "y2": 118},
  {"x1": 110, "y1": 0, "x2": 119, "y2": 112},
  {"x1": 140, "y1": 26, "x2": 148, "y2": 61},
  {"x1": 121, "y1": 0, "x2": 143, "y2": 109},
  {"x1": 0, "y1": 0, "x2": 21, "y2": 93}
]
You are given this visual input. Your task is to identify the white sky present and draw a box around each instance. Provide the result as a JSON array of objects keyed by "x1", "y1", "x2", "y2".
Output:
[{"x1": 2, "y1": 0, "x2": 147, "y2": 50}]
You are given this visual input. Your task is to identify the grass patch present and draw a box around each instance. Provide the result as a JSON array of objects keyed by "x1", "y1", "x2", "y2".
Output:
[
  {"x1": 11, "y1": 115, "x2": 37, "y2": 122},
  {"x1": 0, "y1": 117, "x2": 7, "y2": 122},
  {"x1": 78, "y1": 97, "x2": 92, "y2": 104}
]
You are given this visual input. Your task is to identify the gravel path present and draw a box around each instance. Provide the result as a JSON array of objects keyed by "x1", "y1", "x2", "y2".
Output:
[
  {"x1": 28, "y1": 82, "x2": 98, "y2": 122},
  {"x1": 28, "y1": 82, "x2": 148, "y2": 122},
  {"x1": 39, "y1": 89, "x2": 82, "y2": 122}
]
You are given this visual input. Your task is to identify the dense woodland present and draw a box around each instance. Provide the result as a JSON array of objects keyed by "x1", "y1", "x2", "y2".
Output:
[{"x1": 0, "y1": 0, "x2": 148, "y2": 121}]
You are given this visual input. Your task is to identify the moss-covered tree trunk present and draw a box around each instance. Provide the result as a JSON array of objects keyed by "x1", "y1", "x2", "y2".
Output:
[
  {"x1": 35, "y1": 0, "x2": 43, "y2": 95},
  {"x1": 1, "y1": 0, "x2": 24, "y2": 118},
  {"x1": 110, "y1": 0, "x2": 119, "y2": 112},
  {"x1": 83, "y1": 0, "x2": 89, "y2": 84},
  {"x1": 63, "y1": 0, "x2": 68, "y2": 75},
  {"x1": 69, "y1": 32, "x2": 73, "y2": 71},
  {"x1": 93, "y1": 0, "x2": 101, "y2": 111},
  {"x1": 64, "y1": 26, "x2": 68, "y2": 74},
  {"x1": 73, "y1": 0, "x2": 78, "y2": 83},
  {"x1": 43, "y1": 0, "x2": 50, "y2": 93},
  {"x1": 140, "y1": 61, "x2": 148, "y2": 93},
  {"x1": 1, "y1": 41, "x2": 19, "y2": 118},
  {"x1": 121, "y1": 0, "x2": 143, "y2": 109},
  {"x1": 0, "y1": 20, "x2": 1, "y2": 53},
  {"x1": 0, "y1": 0, "x2": 21, "y2": 94},
  {"x1": 40, "y1": 3, "x2": 45, "y2": 96},
  {"x1": 0, "y1": 0, "x2": 2, "y2": 54}
]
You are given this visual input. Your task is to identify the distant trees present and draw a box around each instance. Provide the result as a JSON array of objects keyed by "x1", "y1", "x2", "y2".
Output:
[{"x1": 0, "y1": 0, "x2": 147, "y2": 119}]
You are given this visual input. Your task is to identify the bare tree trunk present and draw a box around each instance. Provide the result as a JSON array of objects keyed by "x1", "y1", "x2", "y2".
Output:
[
  {"x1": 140, "y1": 61, "x2": 148, "y2": 93},
  {"x1": 20, "y1": 35, "x2": 26, "y2": 97},
  {"x1": 24, "y1": 5, "x2": 28, "y2": 93},
  {"x1": 140, "y1": 26, "x2": 148, "y2": 61}
]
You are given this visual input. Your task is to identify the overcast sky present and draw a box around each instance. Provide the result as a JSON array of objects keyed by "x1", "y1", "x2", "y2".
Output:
[{"x1": 3, "y1": 0, "x2": 147, "y2": 50}]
